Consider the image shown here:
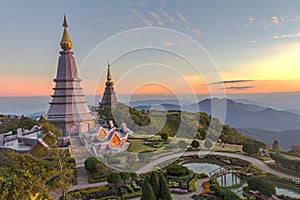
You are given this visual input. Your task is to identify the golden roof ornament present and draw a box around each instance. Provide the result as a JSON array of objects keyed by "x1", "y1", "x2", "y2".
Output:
[
  {"x1": 107, "y1": 62, "x2": 112, "y2": 82},
  {"x1": 60, "y1": 15, "x2": 72, "y2": 50}
]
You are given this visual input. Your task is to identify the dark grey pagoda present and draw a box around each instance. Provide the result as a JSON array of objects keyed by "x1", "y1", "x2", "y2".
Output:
[
  {"x1": 46, "y1": 16, "x2": 95, "y2": 137},
  {"x1": 99, "y1": 62, "x2": 117, "y2": 109}
]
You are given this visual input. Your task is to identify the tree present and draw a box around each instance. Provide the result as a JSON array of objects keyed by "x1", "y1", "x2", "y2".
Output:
[
  {"x1": 178, "y1": 140, "x2": 188, "y2": 149},
  {"x1": 191, "y1": 139, "x2": 200, "y2": 149},
  {"x1": 159, "y1": 174, "x2": 171, "y2": 200},
  {"x1": 272, "y1": 140, "x2": 280, "y2": 151},
  {"x1": 84, "y1": 158, "x2": 98, "y2": 171},
  {"x1": 120, "y1": 172, "x2": 131, "y2": 182},
  {"x1": 242, "y1": 142, "x2": 259, "y2": 155},
  {"x1": 40, "y1": 119, "x2": 74, "y2": 199},
  {"x1": 160, "y1": 132, "x2": 169, "y2": 142},
  {"x1": 130, "y1": 172, "x2": 137, "y2": 180},
  {"x1": 149, "y1": 171, "x2": 160, "y2": 199},
  {"x1": 247, "y1": 177, "x2": 276, "y2": 197},
  {"x1": 204, "y1": 140, "x2": 213, "y2": 149},
  {"x1": 194, "y1": 131, "x2": 202, "y2": 140},
  {"x1": 0, "y1": 149, "x2": 50, "y2": 200},
  {"x1": 107, "y1": 172, "x2": 121, "y2": 185},
  {"x1": 290, "y1": 144, "x2": 300, "y2": 154},
  {"x1": 141, "y1": 183, "x2": 156, "y2": 200},
  {"x1": 166, "y1": 164, "x2": 189, "y2": 176},
  {"x1": 210, "y1": 185, "x2": 240, "y2": 200}
]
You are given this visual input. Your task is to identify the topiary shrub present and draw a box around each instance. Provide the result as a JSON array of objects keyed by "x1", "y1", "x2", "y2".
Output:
[{"x1": 166, "y1": 164, "x2": 189, "y2": 177}]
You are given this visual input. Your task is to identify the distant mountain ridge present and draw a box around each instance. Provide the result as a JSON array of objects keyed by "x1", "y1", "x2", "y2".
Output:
[
  {"x1": 131, "y1": 98, "x2": 300, "y2": 131},
  {"x1": 238, "y1": 128, "x2": 300, "y2": 150}
]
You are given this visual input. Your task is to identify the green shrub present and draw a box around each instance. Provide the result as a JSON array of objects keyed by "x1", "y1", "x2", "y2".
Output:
[
  {"x1": 122, "y1": 191, "x2": 142, "y2": 200},
  {"x1": 247, "y1": 176, "x2": 276, "y2": 197},
  {"x1": 210, "y1": 185, "x2": 240, "y2": 200},
  {"x1": 101, "y1": 196, "x2": 121, "y2": 200},
  {"x1": 84, "y1": 158, "x2": 99, "y2": 171},
  {"x1": 120, "y1": 172, "x2": 131, "y2": 181},
  {"x1": 166, "y1": 164, "x2": 189, "y2": 177},
  {"x1": 107, "y1": 172, "x2": 122, "y2": 185}
]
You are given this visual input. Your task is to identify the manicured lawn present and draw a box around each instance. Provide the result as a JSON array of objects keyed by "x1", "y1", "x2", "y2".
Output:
[
  {"x1": 212, "y1": 143, "x2": 242, "y2": 153},
  {"x1": 127, "y1": 138, "x2": 153, "y2": 152}
]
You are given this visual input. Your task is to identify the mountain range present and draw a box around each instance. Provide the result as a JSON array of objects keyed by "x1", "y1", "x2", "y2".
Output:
[
  {"x1": 132, "y1": 98, "x2": 300, "y2": 131},
  {"x1": 131, "y1": 98, "x2": 300, "y2": 149}
]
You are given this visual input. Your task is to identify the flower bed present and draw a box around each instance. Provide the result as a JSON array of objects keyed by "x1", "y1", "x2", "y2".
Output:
[
  {"x1": 121, "y1": 191, "x2": 142, "y2": 199},
  {"x1": 168, "y1": 180, "x2": 180, "y2": 188},
  {"x1": 199, "y1": 181, "x2": 211, "y2": 197},
  {"x1": 169, "y1": 188, "x2": 188, "y2": 194},
  {"x1": 188, "y1": 173, "x2": 209, "y2": 192},
  {"x1": 268, "y1": 174, "x2": 300, "y2": 186}
]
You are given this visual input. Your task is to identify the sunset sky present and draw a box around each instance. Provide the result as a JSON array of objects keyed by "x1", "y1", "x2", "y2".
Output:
[{"x1": 1, "y1": 0, "x2": 300, "y2": 96}]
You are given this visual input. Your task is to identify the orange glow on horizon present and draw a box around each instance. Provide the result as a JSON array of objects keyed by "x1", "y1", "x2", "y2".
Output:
[{"x1": 1, "y1": 77, "x2": 299, "y2": 96}]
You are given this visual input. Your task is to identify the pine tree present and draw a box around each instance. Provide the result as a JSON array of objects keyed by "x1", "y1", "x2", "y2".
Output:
[
  {"x1": 272, "y1": 140, "x2": 280, "y2": 151},
  {"x1": 159, "y1": 174, "x2": 172, "y2": 200},
  {"x1": 141, "y1": 183, "x2": 156, "y2": 200},
  {"x1": 149, "y1": 171, "x2": 160, "y2": 200}
]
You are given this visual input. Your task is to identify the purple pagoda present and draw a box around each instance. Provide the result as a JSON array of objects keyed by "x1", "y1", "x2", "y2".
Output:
[{"x1": 46, "y1": 16, "x2": 95, "y2": 137}]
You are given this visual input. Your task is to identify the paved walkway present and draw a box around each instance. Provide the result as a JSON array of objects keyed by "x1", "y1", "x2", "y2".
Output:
[
  {"x1": 195, "y1": 178, "x2": 210, "y2": 194},
  {"x1": 136, "y1": 151, "x2": 300, "y2": 181}
]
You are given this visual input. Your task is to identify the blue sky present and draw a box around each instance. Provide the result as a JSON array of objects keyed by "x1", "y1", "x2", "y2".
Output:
[{"x1": 1, "y1": 0, "x2": 300, "y2": 96}]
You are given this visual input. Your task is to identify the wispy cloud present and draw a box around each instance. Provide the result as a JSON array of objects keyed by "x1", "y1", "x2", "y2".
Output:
[
  {"x1": 129, "y1": 8, "x2": 154, "y2": 27},
  {"x1": 97, "y1": 17, "x2": 109, "y2": 24},
  {"x1": 273, "y1": 32, "x2": 300, "y2": 39},
  {"x1": 212, "y1": 80, "x2": 254, "y2": 85},
  {"x1": 149, "y1": 11, "x2": 164, "y2": 26},
  {"x1": 272, "y1": 16, "x2": 279, "y2": 25},
  {"x1": 164, "y1": 41, "x2": 175, "y2": 47},
  {"x1": 159, "y1": 9, "x2": 175, "y2": 23},
  {"x1": 248, "y1": 16, "x2": 254, "y2": 23},
  {"x1": 222, "y1": 86, "x2": 255, "y2": 90},
  {"x1": 177, "y1": 13, "x2": 187, "y2": 21}
]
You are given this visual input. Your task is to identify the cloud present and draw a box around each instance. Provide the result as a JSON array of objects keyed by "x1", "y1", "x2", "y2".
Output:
[
  {"x1": 248, "y1": 16, "x2": 254, "y2": 22},
  {"x1": 177, "y1": 13, "x2": 187, "y2": 21},
  {"x1": 273, "y1": 32, "x2": 300, "y2": 39},
  {"x1": 190, "y1": 27, "x2": 202, "y2": 36},
  {"x1": 97, "y1": 17, "x2": 109, "y2": 24},
  {"x1": 272, "y1": 16, "x2": 279, "y2": 25},
  {"x1": 212, "y1": 80, "x2": 254, "y2": 85},
  {"x1": 129, "y1": 8, "x2": 154, "y2": 27},
  {"x1": 164, "y1": 41, "x2": 175, "y2": 47},
  {"x1": 159, "y1": 9, "x2": 175, "y2": 23},
  {"x1": 149, "y1": 11, "x2": 164, "y2": 26},
  {"x1": 222, "y1": 86, "x2": 255, "y2": 90}
]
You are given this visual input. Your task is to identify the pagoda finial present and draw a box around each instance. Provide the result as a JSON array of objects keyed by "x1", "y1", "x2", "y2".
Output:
[
  {"x1": 60, "y1": 15, "x2": 72, "y2": 50},
  {"x1": 107, "y1": 62, "x2": 112, "y2": 82},
  {"x1": 63, "y1": 15, "x2": 68, "y2": 27}
]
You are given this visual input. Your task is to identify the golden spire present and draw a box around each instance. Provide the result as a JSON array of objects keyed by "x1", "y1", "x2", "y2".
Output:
[
  {"x1": 60, "y1": 15, "x2": 72, "y2": 50},
  {"x1": 107, "y1": 62, "x2": 112, "y2": 82}
]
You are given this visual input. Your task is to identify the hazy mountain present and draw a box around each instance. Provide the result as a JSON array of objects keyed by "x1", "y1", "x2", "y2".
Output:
[
  {"x1": 238, "y1": 128, "x2": 300, "y2": 150},
  {"x1": 134, "y1": 103, "x2": 181, "y2": 111},
  {"x1": 129, "y1": 99, "x2": 181, "y2": 107},
  {"x1": 194, "y1": 98, "x2": 300, "y2": 131},
  {"x1": 131, "y1": 98, "x2": 300, "y2": 131},
  {"x1": 234, "y1": 98, "x2": 300, "y2": 115}
]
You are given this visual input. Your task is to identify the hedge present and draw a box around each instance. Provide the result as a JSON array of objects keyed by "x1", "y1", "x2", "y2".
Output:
[{"x1": 121, "y1": 191, "x2": 142, "y2": 199}]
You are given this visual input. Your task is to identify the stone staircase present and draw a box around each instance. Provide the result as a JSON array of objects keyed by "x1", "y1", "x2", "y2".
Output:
[{"x1": 70, "y1": 136, "x2": 92, "y2": 168}]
